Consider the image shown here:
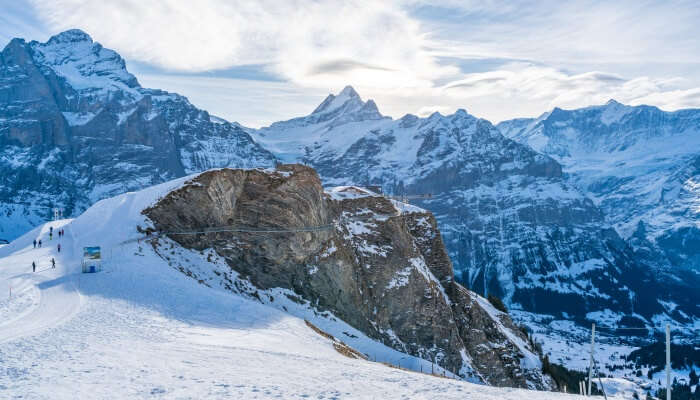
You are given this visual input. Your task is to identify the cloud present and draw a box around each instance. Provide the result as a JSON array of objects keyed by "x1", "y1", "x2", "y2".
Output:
[
  {"x1": 413, "y1": 0, "x2": 700, "y2": 65},
  {"x1": 435, "y1": 63, "x2": 700, "y2": 121},
  {"x1": 27, "y1": 0, "x2": 456, "y2": 90},
  {"x1": 19, "y1": 0, "x2": 700, "y2": 127},
  {"x1": 308, "y1": 59, "x2": 396, "y2": 75}
]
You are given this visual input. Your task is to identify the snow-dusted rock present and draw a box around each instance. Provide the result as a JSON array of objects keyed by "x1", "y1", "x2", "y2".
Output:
[{"x1": 142, "y1": 165, "x2": 553, "y2": 389}]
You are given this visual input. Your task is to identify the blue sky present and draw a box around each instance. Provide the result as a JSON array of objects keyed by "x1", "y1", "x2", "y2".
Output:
[{"x1": 3, "y1": 0, "x2": 700, "y2": 127}]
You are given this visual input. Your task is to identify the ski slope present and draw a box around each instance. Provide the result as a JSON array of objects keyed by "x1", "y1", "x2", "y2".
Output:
[
  {"x1": 0, "y1": 220, "x2": 81, "y2": 344},
  {"x1": 0, "y1": 176, "x2": 581, "y2": 399}
]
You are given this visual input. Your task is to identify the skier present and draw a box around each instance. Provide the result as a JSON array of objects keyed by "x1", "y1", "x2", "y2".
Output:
[
  {"x1": 51, "y1": 258, "x2": 56, "y2": 269},
  {"x1": 32, "y1": 261, "x2": 36, "y2": 273},
  {"x1": 57, "y1": 243, "x2": 61, "y2": 253},
  {"x1": 33, "y1": 239, "x2": 37, "y2": 248},
  {"x1": 38, "y1": 239, "x2": 42, "y2": 248}
]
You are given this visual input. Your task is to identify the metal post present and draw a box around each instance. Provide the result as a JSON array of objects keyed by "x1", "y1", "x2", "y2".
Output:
[
  {"x1": 666, "y1": 324, "x2": 671, "y2": 400},
  {"x1": 587, "y1": 323, "x2": 595, "y2": 397}
]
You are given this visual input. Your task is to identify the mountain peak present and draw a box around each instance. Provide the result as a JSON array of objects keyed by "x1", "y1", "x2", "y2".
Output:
[
  {"x1": 311, "y1": 85, "x2": 364, "y2": 115},
  {"x1": 47, "y1": 29, "x2": 93, "y2": 45},
  {"x1": 339, "y1": 85, "x2": 359, "y2": 98},
  {"x1": 605, "y1": 99, "x2": 621, "y2": 106}
]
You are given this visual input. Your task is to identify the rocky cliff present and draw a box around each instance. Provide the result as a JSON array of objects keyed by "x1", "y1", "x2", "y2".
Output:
[
  {"x1": 0, "y1": 29, "x2": 275, "y2": 239},
  {"x1": 143, "y1": 164, "x2": 552, "y2": 389}
]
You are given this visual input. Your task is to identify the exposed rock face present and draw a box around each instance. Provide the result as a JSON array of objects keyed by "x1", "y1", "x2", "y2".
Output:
[
  {"x1": 143, "y1": 165, "x2": 552, "y2": 389},
  {"x1": 0, "y1": 30, "x2": 275, "y2": 239},
  {"x1": 498, "y1": 102, "x2": 700, "y2": 272},
  {"x1": 498, "y1": 102, "x2": 700, "y2": 326}
]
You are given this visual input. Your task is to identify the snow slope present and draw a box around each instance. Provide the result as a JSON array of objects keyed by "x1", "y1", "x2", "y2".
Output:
[{"x1": 0, "y1": 173, "x2": 577, "y2": 399}]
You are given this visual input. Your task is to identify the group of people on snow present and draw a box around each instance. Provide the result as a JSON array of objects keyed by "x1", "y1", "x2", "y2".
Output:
[{"x1": 31, "y1": 226, "x2": 64, "y2": 272}]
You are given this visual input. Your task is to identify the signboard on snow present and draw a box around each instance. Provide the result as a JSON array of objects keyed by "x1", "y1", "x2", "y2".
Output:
[
  {"x1": 82, "y1": 246, "x2": 102, "y2": 273},
  {"x1": 83, "y1": 247, "x2": 101, "y2": 260}
]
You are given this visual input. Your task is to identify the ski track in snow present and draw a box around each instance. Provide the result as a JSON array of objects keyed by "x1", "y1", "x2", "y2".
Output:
[
  {"x1": 0, "y1": 220, "x2": 82, "y2": 344},
  {"x1": 0, "y1": 183, "x2": 580, "y2": 399}
]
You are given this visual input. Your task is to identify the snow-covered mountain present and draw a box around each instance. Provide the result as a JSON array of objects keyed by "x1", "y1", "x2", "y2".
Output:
[
  {"x1": 497, "y1": 102, "x2": 700, "y2": 274},
  {"x1": 250, "y1": 88, "x2": 698, "y2": 332},
  {"x1": 0, "y1": 29, "x2": 275, "y2": 239}
]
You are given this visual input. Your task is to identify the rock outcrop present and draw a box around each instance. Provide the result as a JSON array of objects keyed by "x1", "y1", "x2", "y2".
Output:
[{"x1": 143, "y1": 165, "x2": 552, "y2": 389}]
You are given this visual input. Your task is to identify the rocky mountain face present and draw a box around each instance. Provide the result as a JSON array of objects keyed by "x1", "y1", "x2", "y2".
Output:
[
  {"x1": 0, "y1": 29, "x2": 275, "y2": 239},
  {"x1": 498, "y1": 102, "x2": 700, "y2": 267},
  {"x1": 143, "y1": 164, "x2": 552, "y2": 389},
  {"x1": 250, "y1": 88, "x2": 698, "y2": 330},
  {"x1": 498, "y1": 103, "x2": 700, "y2": 309}
]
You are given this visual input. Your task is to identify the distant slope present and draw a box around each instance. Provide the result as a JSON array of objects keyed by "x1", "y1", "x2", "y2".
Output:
[{"x1": 498, "y1": 101, "x2": 700, "y2": 274}]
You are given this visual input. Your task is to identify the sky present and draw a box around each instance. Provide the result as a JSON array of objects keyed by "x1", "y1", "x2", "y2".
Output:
[{"x1": 2, "y1": 0, "x2": 700, "y2": 128}]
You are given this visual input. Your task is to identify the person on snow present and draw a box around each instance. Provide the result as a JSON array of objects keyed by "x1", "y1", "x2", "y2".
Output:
[
  {"x1": 51, "y1": 258, "x2": 56, "y2": 268},
  {"x1": 50, "y1": 226, "x2": 53, "y2": 234},
  {"x1": 38, "y1": 239, "x2": 42, "y2": 247},
  {"x1": 57, "y1": 243, "x2": 61, "y2": 253},
  {"x1": 33, "y1": 239, "x2": 36, "y2": 248},
  {"x1": 32, "y1": 261, "x2": 36, "y2": 273}
]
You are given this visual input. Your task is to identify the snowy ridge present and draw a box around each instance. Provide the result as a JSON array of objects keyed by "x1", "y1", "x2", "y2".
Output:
[
  {"x1": 30, "y1": 29, "x2": 141, "y2": 101},
  {"x1": 497, "y1": 101, "x2": 700, "y2": 246}
]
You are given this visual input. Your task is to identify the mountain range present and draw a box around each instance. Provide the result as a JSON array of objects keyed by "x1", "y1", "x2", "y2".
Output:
[{"x1": 1, "y1": 30, "x2": 697, "y2": 339}]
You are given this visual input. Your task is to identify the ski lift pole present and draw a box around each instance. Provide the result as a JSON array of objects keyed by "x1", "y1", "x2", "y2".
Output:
[
  {"x1": 587, "y1": 323, "x2": 595, "y2": 396},
  {"x1": 666, "y1": 324, "x2": 671, "y2": 400},
  {"x1": 593, "y1": 357, "x2": 608, "y2": 400}
]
